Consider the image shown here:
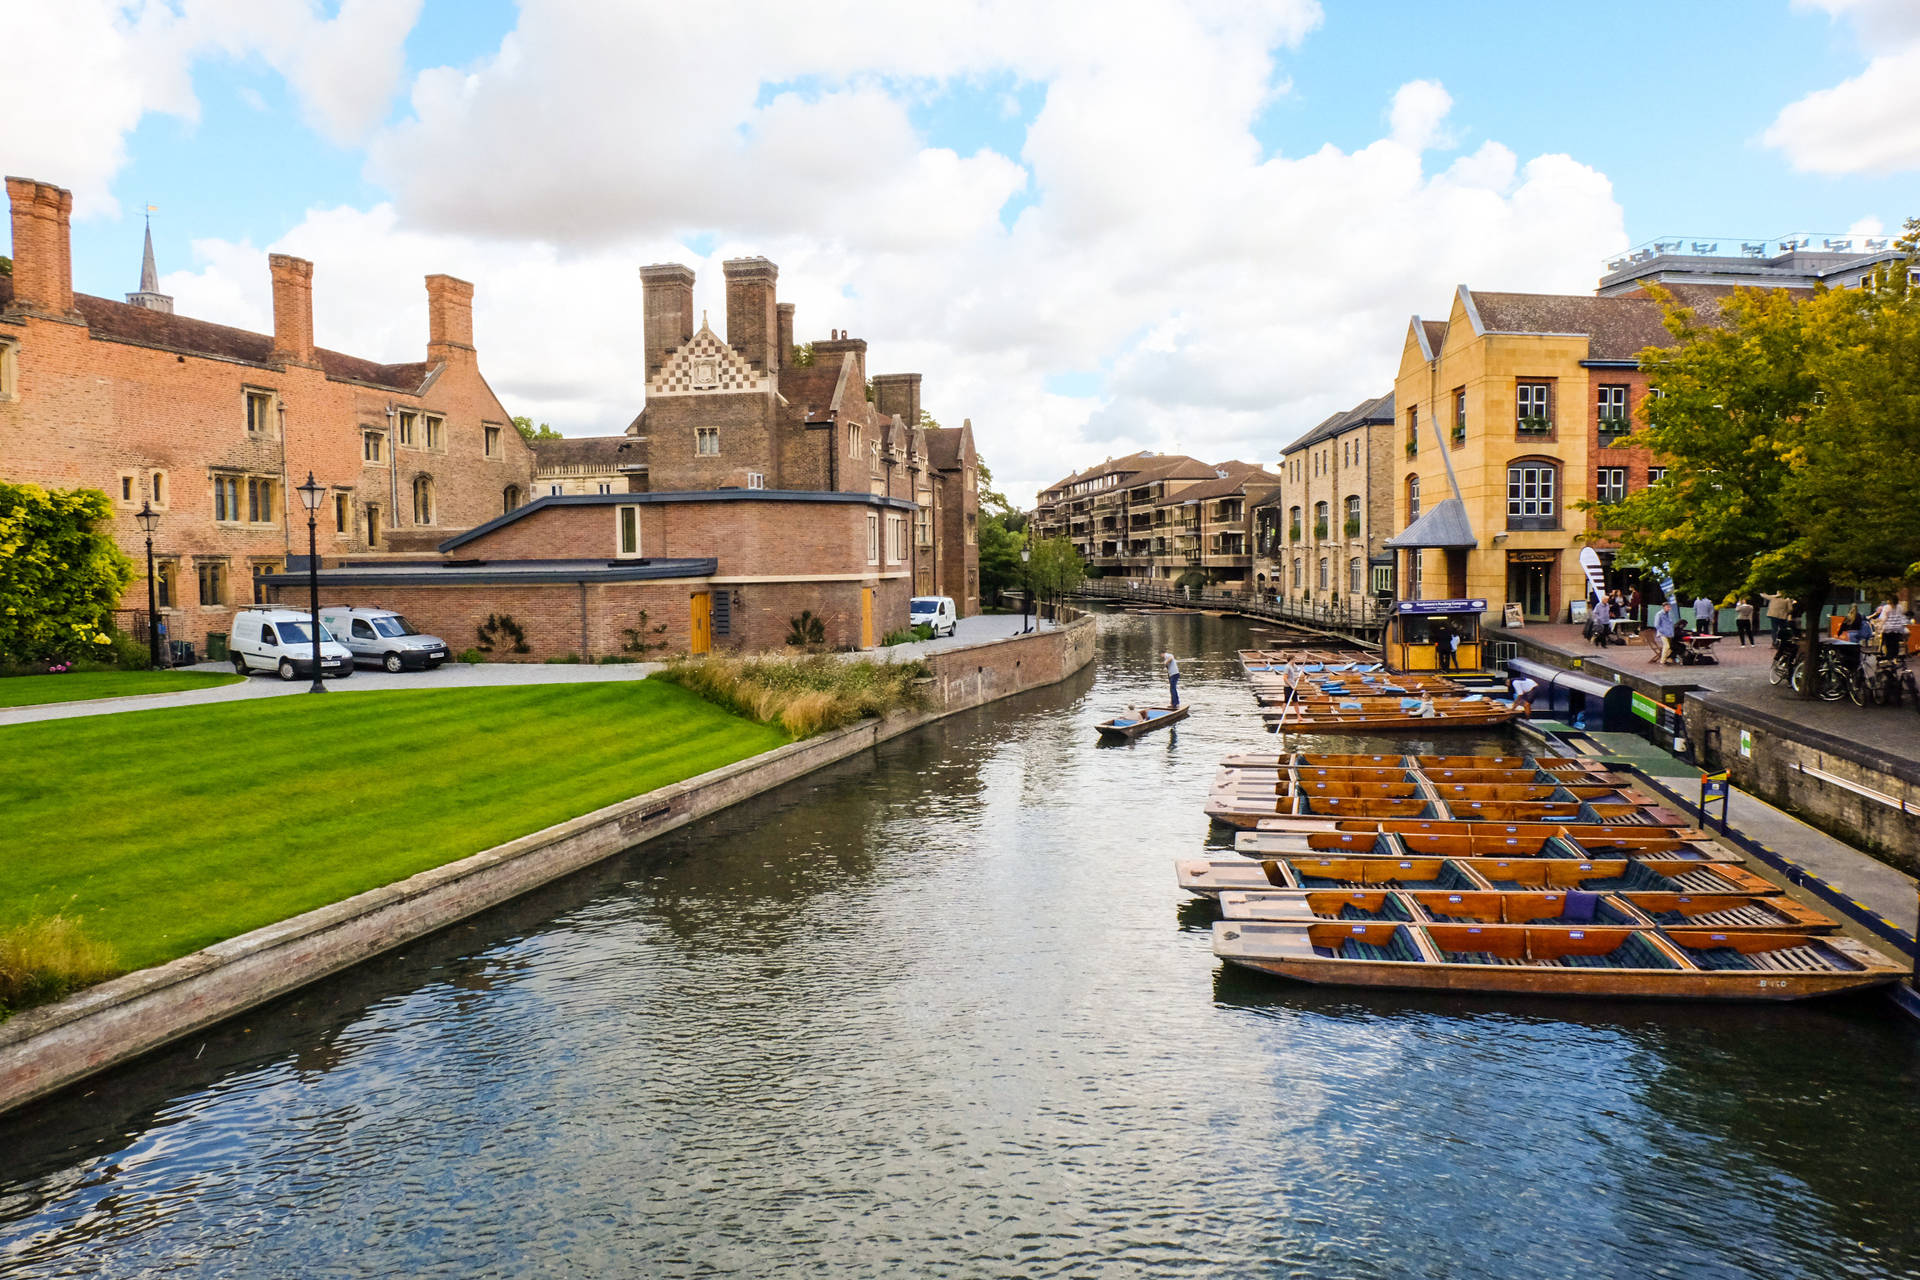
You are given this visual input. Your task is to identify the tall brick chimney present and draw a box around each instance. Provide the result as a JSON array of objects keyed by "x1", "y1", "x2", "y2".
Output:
[
  {"x1": 640, "y1": 262, "x2": 695, "y2": 379},
  {"x1": 267, "y1": 254, "x2": 316, "y2": 366},
  {"x1": 872, "y1": 373, "x2": 922, "y2": 426},
  {"x1": 776, "y1": 302, "x2": 795, "y2": 371},
  {"x1": 4, "y1": 176, "x2": 76, "y2": 317},
  {"x1": 723, "y1": 256, "x2": 779, "y2": 375},
  {"x1": 425, "y1": 273, "x2": 474, "y2": 362}
]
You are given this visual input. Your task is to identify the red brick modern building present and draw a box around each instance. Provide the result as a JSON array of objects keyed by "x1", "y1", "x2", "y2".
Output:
[{"x1": 0, "y1": 175, "x2": 536, "y2": 652}]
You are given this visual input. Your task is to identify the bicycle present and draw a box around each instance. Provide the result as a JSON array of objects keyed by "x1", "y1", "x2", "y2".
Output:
[
  {"x1": 1813, "y1": 646, "x2": 1866, "y2": 705},
  {"x1": 1768, "y1": 626, "x2": 1802, "y2": 690},
  {"x1": 1865, "y1": 643, "x2": 1919, "y2": 710}
]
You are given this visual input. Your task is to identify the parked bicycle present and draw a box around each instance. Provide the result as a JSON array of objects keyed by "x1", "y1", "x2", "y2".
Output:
[
  {"x1": 1813, "y1": 644, "x2": 1866, "y2": 706},
  {"x1": 1768, "y1": 625, "x2": 1804, "y2": 692},
  {"x1": 1865, "y1": 643, "x2": 1920, "y2": 711}
]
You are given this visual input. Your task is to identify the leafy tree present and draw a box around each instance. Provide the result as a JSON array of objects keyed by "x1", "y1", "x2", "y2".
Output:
[
  {"x1": 512, "y1": 415, "x2": 562, "y2": 442},
  {"x1": 790, "y1": 343, "x2": 814, "y2": 367},
  {"x1": 1026, "y1": 535, "x2": 1086, "y2": 617},
  {"x1": 0, "y1": 484, "x2": 136, "y2": 664},
  {"x1": 1592, "y1": 234, "x2": 1920, "y2": 689},
  {"x1": 0, "y1": 255, "x2": 11, "y2": 276},
  {"x1": 978, "y1": 513, "x2": 1024, "y2": 606}
]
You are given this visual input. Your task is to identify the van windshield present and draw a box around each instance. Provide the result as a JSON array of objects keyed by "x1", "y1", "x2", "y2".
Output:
[
  {"x1": 372, "y1": 616, "x2": 418, "y2": 637},
  {"x1": 277, "y1": 621, "x2": 335, "y2": 644},
  {"x1": 910, "y1": 599, "x2": 938, "y2": 614}
]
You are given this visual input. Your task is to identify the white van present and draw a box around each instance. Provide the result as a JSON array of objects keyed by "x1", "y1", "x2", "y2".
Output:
[
  {"x1": 229, "y1": 609, "x2": 354, "y2": 680},
  {"x1": 910, "y1": 596, "x2": 958, "y2": 637},
  {"x1": 319, "y1": 607, "x2": 450, "y2": 672}
]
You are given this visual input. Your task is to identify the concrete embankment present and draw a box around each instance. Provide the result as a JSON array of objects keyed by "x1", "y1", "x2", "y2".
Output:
[{"x1": 0, "y1": 618, "x2": 1098, "y2": 1116}]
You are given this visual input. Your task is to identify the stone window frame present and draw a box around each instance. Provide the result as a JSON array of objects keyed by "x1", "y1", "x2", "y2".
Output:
[
  {"x1": 395, "y1": 409, "x2": 418, "y2": 448},
  {"x1": 867, "y1": 513, "x2": 881, "y2": 565},
  {"x1": 250, "y1": 559, "x2": 283, "y2": 604},
  {"x1": 696, "y1": 427, "x2": 720, "y2": 457},
  {"x1": 194, "y1": 557, "x2": 228, "y2": 609},
  {"x1": 483, "y1": 424, "x2": 502, "y2": 458},
  {"x1": 117, "y1": 472, "x2": 138, "y2": 506},
  {"x1": 411, "y1": 474, "x2": 435, "y2": 526},
  {"x1": 333, "y1": 489, "x2": 353, "y2": 538},
  {"x1": 150, "y1": 469, "x2": 170, "y2": 510},
  {"x1": 242, "y1": 386, "x2": 279, "y2": 437},
  {"x1": 367, "y1": 504, "x2": 383, "y2": 548},
  {"x1": 424, "y1": 414, "x2": 446, "y2": 453},
  {"x1": 211, "y1": 471, "x2": 280, "y2": 527},
  {"x1": 0, "y1": 337, "x2": 17, "y2": 400},
  {"x1": 154, "y1": 558, "x2": 179, "y2": 611},
  {"x1": 503, "y1": 485, "x2": 523, "y2": 514},
  {"x1": 363, "y1": 430, "x2": 386, "y2": 464},
  {"x1": 615, "y1": 504, "x2": 643, "y2": 559}
]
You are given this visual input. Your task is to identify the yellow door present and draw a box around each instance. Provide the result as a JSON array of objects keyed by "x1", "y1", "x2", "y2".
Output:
[
  {"x1": 690, "y1": 591, "x2": 712, "y2": 655},
  {"x1": 860, "y1": 588, "x2": 874, "y2": 648}
]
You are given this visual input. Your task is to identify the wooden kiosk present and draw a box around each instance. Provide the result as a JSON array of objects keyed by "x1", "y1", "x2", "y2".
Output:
[{"x1": 1385, "y1": 598, "x2": 1487, "y2": 673}]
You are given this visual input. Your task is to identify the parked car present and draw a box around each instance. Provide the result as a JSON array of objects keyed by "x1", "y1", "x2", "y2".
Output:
[
  {"x1": 910, "y1": 596, "x2": 958, "y2": 638},
  {"x1": 319, "y1": 607, "x2": 451, "y2": 672},
  {"x1": 229, "y1": 609, "x2": 354, "y2": 680}
]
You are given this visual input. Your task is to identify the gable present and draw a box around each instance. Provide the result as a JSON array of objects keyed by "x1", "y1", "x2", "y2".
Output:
[{"x1": 647, "y1": 321, "x2": 770, "y2": 397}]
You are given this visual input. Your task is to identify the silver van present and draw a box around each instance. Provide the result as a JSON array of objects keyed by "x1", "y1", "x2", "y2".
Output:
[
  {"x1": 229, "y1": 609, "x2": 354, "y2": 680},
  {"x1": 319, "y1": 607, "x2": 451, "y2": 672}
]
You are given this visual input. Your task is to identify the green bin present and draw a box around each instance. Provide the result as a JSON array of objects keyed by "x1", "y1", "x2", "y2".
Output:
[{"x1": 205, "y1": 631, "x2": 229, "y2": 661}]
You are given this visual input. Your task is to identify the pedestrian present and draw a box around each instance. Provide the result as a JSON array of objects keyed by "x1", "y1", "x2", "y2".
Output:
[
  {"x1": 1509, "y1": 674, "x2": 1539, "y2": 717},
  {"x1": 1734, "y1": 596, "x2": 1755, "y2": 646},
  {"x1": 1162, "y1": 650, "x2": 1181, "y2": 708},
  {"x1": 1654, "y1": 600, "x2": 1679, "y2": 664},
  {"x1": 1590, "y1": 594, "x2": 1611, "y2": 648},
  {"x1": 1870, "y1": 597, "x2": 1910, "y2": 659},
  {"x1": 1449, "y1": 628, "x2": 1462, "y2": 670},
  {"x1": 1627, "y1": 586, "x2": 1643, "y2": 624},
  {"x1": 1764, "y1": 591, "x2": 1795, "y2": 636},
  {"x1": 1435, "y1": 623, "x2": 1453, "y2": 671},
  {"x1": 1693, "y1": 592, "x2": 1715, "y2": 635}
]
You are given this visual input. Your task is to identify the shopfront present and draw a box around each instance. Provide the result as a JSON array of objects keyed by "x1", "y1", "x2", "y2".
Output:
[
  {"x1": 1505, "y1": 549, "x2": 1558, "y2": 622},
  {"x1": 1385, "y1": 598, "x2": 1488, "y2": 673}
]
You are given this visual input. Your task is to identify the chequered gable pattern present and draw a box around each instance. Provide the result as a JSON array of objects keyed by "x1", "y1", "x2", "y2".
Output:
[{"x1": 648, "y1": 326, "x2": 768, "y2": 396}]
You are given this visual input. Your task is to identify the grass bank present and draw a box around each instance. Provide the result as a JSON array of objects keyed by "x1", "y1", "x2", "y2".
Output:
[
  {"x1": 0, "y1": 670, "x2": 242, "y2": 708},
  {"x1": 0, "y1": 681, "x2": 786, "y2": 978},
  {"x1": 657, "y1": 653, "x2": 930, "y2": 736}
]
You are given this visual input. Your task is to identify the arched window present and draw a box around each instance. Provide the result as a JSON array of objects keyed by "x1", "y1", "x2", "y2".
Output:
[
  {"x1": 1406, "y1": 474, "x2": 1421, "y2": 521},
  {"x1": 1349, "y1": 556, "x2": 1363, "y2": 594},
  {"x1": 1317, "y1": 557, "x2": 1329, "y2": 590},
  {"x1": 1505, "y1": 458, "x2": 1560, "y2": 530},
  {"x1": 1288, "y1": 505, "x2": 1302, "y2": 537},
  {"x1": 1344, "y1": 494, "x2": 1361, "y2": 535},
  {"x1": 503, "y1": 484, "x2": 522, "y2": 513},
  {"x1": 1313, "y1": 500, "x2": 1329, "y2": 538},
  {"x1": 412, "y1": 474, "x2": 434, "y2": 525}
]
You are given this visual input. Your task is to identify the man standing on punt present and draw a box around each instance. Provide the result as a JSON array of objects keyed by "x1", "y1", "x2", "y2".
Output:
[{"x1": 1163, "y1": 650, "x2": 1181, "y2": 708}]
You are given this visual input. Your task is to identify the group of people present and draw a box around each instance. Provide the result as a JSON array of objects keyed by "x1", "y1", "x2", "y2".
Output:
[{"x1": 1585, "y1": 586, "x2": 1765, "y2": 663}]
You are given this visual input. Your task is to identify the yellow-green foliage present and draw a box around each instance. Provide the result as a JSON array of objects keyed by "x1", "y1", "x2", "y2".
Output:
[
  {"x1": 0, "y1": 915, "x2": 121, "y2": 1017},
  {"x1": 659, "y1": 652, "x2": 930, "y2": 737},
  {"x1": 0, "y1": 483, "x2": 136, "y2": 665}
]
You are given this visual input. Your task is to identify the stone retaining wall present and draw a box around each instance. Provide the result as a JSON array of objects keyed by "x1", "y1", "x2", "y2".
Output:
[{"x1": 0, "y1": 617, "x2": 1097, "y2": 1116}]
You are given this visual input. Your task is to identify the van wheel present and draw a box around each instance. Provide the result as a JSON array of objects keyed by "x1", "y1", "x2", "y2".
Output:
[
  {"x1": 383, "y1": 652, "x2": 404, "y2": 673},
  {"x1": 233, "y1": 655, "x2": 249, "y2": 676},
  {"x1": 277, "y1": 658, "x2": 297, "y2": 681}
]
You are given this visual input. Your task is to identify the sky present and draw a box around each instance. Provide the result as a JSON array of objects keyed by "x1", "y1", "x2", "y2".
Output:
[{"x1": 6, "y1": 0, "x2": 1920, "y2": 507}]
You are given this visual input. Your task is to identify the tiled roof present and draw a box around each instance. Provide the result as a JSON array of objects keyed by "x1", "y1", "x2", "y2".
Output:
[
  {"x1": 1280, "y1": 392, "x2": 1394, "y2": 456},
  {"x1": 1469, "y1": 290, "x2": 1678, "y2": 362},
  {"x1": 1422, "y1": 320, "x2": 1449, "y2": 354},
  {"x1": 1170, "y1": 466, "x2": 1282, "y2": 502},
  {"x1": 924, "y1": 424, "x2": 970, "y2": 471},
  {"x1": 529, "y1": 435, "x2": 647, "y2": 469},
  {"x1": 779, "y1": 362, "x2": 852, "y2": 419}
]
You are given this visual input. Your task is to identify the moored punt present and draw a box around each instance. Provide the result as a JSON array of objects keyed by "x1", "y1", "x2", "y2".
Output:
[
  {"x1": 1204, "y1": 794, "x2": 1438, "y2": 827},
  {"x1": 1176, "y1": 858, "x2": 1295, "y2": 897},
  {"x1": 1267, "y1": 856, "x2": 1483, "y2": 891},
  {"x1": 1617, "y1": 892, "x2": 1838, "y2": 932},
  {"x1": 1094, "y1": 703, "x2": 1190, "y2": 739},
  {"x1": 1236, "y1": 821, "x2": 1744, "y2": 864},
  {"x1": 1463, "y1": 856, "x2": 1778, "y2": 895},
  {"x1": 1211, "y1": 921, "x2": 1904, "y2": 999},
  {"x1": 1260, "y1": 706, "x2": 1524, "y2": 733},
  {"x1": 1220, "y1": 888, "x2": 1651, "y2": 929}
]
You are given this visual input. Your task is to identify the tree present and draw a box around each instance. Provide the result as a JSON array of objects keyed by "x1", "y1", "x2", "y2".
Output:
[
  {"x1": 790, "y1": 342, "x2": 814, "y2": 367},
  {"x1": 1591, "y1": 243, "x2": 1920, "y2": 691},
  {"x1": 1025, "y1": 535, "x2": 1086, "y2": 618},
  {"x1": 0, "y1": 484, "x2": 136, "y2": 665},
  {"x1": 512, "y1": 415, "x2": 562, "y2": 442},
  {"x1": 0, "y1": 255, "x2": 11, "y2": 276},
  {"x1": 978, "y1": 513, "x2": 1024, "y2": 606}
]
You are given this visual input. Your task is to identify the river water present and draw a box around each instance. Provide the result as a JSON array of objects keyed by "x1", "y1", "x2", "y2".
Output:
[{"x1": 2, "y1": 611, "x2": 1917, "y2": 1279}]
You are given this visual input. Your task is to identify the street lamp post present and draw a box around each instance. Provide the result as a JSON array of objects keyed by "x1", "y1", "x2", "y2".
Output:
[
  {"x1": 1021, "y1": 545, "x2": 1032, "y2": 634},
  {"x1": 134, "y1": 502, "x2": 161, "y2": 668},
  {"x1": 296, "y1": 472, "x2": 327, "y2": 693}
]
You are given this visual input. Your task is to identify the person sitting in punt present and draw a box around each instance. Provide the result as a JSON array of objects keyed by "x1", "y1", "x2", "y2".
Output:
[
  {"x1": 1509, "y1": 675, "x2": 1539, "y2": 717},
  {"x1": 1413, "y1": 693, "x2": 1438, "y2": 718}
]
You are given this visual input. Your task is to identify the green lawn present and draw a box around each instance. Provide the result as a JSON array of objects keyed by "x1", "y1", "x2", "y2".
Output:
[
  {"x1": 0, "y1": 670, "x2": 243, "y2": 707},
  {"x1": 0, "y1": 681, "x2": 788, "y2": 972}
]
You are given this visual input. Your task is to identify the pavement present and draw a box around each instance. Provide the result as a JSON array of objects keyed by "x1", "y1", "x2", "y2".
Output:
[
  {"x1": 864, "y1": 611, "x2": 1057, "y2": 662},
  {"x1": 1499, "y1": 621, "x2": 1920, "y2": 764}
]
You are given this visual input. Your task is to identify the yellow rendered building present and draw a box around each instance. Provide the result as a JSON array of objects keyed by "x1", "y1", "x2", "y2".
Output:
[{"x1": 1388, "y1": 286, "x2": 1671, "y2": 625}]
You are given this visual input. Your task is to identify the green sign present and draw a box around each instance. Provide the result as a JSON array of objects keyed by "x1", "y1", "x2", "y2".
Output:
[{"x1": 1631, "y1": 691, "x2": 1659, "y2": 724}]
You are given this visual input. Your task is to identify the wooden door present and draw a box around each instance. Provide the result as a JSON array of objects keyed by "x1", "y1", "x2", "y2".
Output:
[
  {"x1": 690, "y1": 591, "x2": 712, "y2": 655},
  {"x1": 860, "y1": 588, "x2": 874, "y2": 648}
]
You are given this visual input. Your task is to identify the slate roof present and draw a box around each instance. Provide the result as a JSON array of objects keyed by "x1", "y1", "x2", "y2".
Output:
[
  {"x1": 1469, "y1": 291, "x2": 1678, "y2": 362},
  {"x1": 1421, "y1": 321, "x2": 1449, "y2": 354},
  {"x1": 529, "y1": 436, "x2": 647, "y2": 470},
  {"x1": 1280, "y1": 392, "x2": 1394, "y2": 456},
  {"x1": 924, "y1": 424, "x2": 971, "y2": 471},
  {"x1": 1170, "y1": 465, "x2": 1282, "y2": 503},
  {"x1": 1383, "y1": 497, "x2": 1477, "y2": 549}
]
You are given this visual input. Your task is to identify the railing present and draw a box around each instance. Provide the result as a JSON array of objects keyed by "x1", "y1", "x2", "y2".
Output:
[{"x1": 1072, "y1": 580, "x2": 1392, "y2": 634}]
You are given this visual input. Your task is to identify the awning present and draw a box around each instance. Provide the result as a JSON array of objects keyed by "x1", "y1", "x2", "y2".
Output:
[{"x1": 1382, "y1": 497, "x2": 1477, "y2": 550}]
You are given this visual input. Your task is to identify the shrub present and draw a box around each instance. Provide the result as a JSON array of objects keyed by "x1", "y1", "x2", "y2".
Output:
[
  {"x1": 621, "y1": 609, "x2": 670, "y2": 655},
  {"x1": 104, "y1": 627, "x2": 151, "y2": 670},
  {"x1": 544, "y1": 652, "x2": 582, "y2": 664},
  {"x1": 476, "y1": 613, "x2": 531, "y2": 654},
  {"x1": 596, "y1": 654, "x2": 639, "y2": 665},
  {"x1": 658, "y1": 652, "x2": 930, "y2": 737},
  {"x1": 0, "y1": 484, "x2": 136, "y2": 666},
  {"x1": 457, "y1": 647, "x2": 488, "y2": 664},
  {"x1": 0, "y1": 914, "x2": 121, "y2": 1017},
  {"x1": 881, "y1": 625, "x2": 932, "y2": 646},
  {"x1": 786, "y1": 610, "x2": 827, "y2": 648}
]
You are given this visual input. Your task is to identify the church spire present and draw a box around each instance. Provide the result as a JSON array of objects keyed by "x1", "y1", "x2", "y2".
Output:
[{"x1": 127, "y1": 209, "x2": 174, "y2": 314}]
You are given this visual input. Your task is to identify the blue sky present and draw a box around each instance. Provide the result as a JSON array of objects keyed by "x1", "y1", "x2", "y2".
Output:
[{"x1": 12, "y1": 0, "x2": 1920, "y2": 502}]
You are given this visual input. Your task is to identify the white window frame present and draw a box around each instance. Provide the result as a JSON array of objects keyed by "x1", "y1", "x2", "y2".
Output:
[
  {"x1": 866, "y1": 512, "x2": 880, "y2": 565},
  {"x1": 747, "y1": 472, "x2": 765, "y2": 490},
  {"x1": 1516, "y1": 381, "x2": 1552, "y2": 423},
  {"x1": 1349, "y1": 557, "x2": 1363, "y2": 595},
  {"x1": 887, "y1": 513, "x2": 905, "y2": 563},
  {"x1": 1597, "y1": 384, "x2": 1628, "y2": 422},
  {"x1": 1648, "y1": 467, "x2": 1668, "y2": 486},
  {"x1": 1596, "y1": 467, "x2": 1627, "y2": 504},
  {"x1": 615, "y1": 504, "x2": 642, "y2": 559},
  {"x1": 696, "y1": 427, "x2": 720, "y2": 456},
  {"x1": 1507, "y1": 463, "x2": 1557, "y2": 520}
]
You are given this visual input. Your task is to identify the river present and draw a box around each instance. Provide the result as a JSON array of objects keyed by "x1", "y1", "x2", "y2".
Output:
[{"x1": 2, "y1": 610, "x2": 1917, "y2": 1279}]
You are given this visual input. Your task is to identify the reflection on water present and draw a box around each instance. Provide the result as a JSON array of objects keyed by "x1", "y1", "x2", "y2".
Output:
[{"x1": 3, "y1": 610, "x2": 1918, "y2": 1279}]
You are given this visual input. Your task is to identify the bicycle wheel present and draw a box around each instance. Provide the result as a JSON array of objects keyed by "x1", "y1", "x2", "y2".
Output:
[
  {"x1": 1869, "y1": 663, "x2": 1897, "y2": 706},
  {"x1": 1769, "y1": 651, "x2": 1791, "y2": 686},
  {"x1": 1815, "y1": 655, "x2": 1846, "y2": 702},
  {"x1": 1789, "y1": 658, "x2": 1807, "y2": 695},
  {"x1": 1846, "y1": 665, "x2": 1867, "y2": 707}
]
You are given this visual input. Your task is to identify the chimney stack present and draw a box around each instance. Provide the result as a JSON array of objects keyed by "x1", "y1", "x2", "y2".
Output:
[
  {"x1": 640, "y1": 262, "x2": 696, "y2": 378},
  {"x1": 425, "y1": 273, "x2": 474, "y2": 361},
  {"x1": 4, "y1": 176, "x2": 76, "y2": 317},
  {"x1": 872, "y1": 373, "x2": 922, "y2": 426},
  {"x1": 776, "y1": 302, "x2": 795, "y2": 370},
  {"x1": 267, "y1": 254, "x2": 316, "y2": 366},
  {"x1": 722, "y1": 256, "x2": 778, "y2": 375}
]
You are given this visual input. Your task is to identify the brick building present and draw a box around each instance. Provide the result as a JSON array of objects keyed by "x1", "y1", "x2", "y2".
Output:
[
  {"x1": 263, "y1": 490, "x2": 916, "y2": 657},
  {"x1": 625, "y1": 258, "x2": 979, "y2": 615},
  {"x1": 0, "y1": 175, "x2": 536, "y2": 651},
  {"x1": 1262, "y1": 393, "x2": 1395, "y2": 605},
  {"x1": 530, "y1": 435, "x2": 647, "y2": 497}
]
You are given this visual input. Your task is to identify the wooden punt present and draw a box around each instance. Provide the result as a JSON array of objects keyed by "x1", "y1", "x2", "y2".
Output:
[
  {"x1": 1419, "y1": 754, "x2": 1593, "y2": 771},
  {"x1": 1265, "y1": 856, "x2": 1483, "y2": 891},
  {"x1": 1233, "y1": 828, "x2": 1401, "y2": 857},
  {"x1": 1262, "y1": 706, "x2": 1524, "y2": 733},
  {"x1": 1298, "y1": 753, "x2": 1411, "y2": 767},
  {"x1": 1094, "y1": 703, "x2": 1190, "y2": 739},
  {"x1": 1615, "y1": 893, "x2": 1838, "y2": 933},
  {"x1": 1464, "y1": 856, "x2": 1779, "y2": 896},
  {"x1": 1211, "y1": 920, "x2": 1903, "y2": 999},
  {"x1": 1427, "y1": 783, "x2": 1566, "y2": 802},
  {"x1": 1441, "y1": 800, "x2": 1583, "y2": 822},
  {"x1": 1297, "y1": 797, "x2": 1436, "y2": 818},
  {"x1": 1290, "y1": 781, "x2": 1423, "y2": 798},
  {"x1": 1219, "y1": 888, "x2": 1691, "y2": 930},
  {"x1": 1177, "y1": 858, "x2": 1296, "y2": 897}
]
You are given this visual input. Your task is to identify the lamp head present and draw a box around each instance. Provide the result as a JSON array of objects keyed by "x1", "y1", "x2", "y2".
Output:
[
  {"x1": 134, "y1": 502, "x2": 160, "y2": 535},
  {"x1": 296, "y1": 471, "x2": 326, "y2": 512}
]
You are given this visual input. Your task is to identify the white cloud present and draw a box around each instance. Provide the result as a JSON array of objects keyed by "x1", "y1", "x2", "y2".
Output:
[
  {"x1": 78, "y1": 0, "x2": 1631, "y2": 508},
  {"x1": 0, "y1": 0, "x2": 421, "y2": 217},
  {"x1": 1765, "y1": 2, "x2": 1920, "y2": 174}
]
